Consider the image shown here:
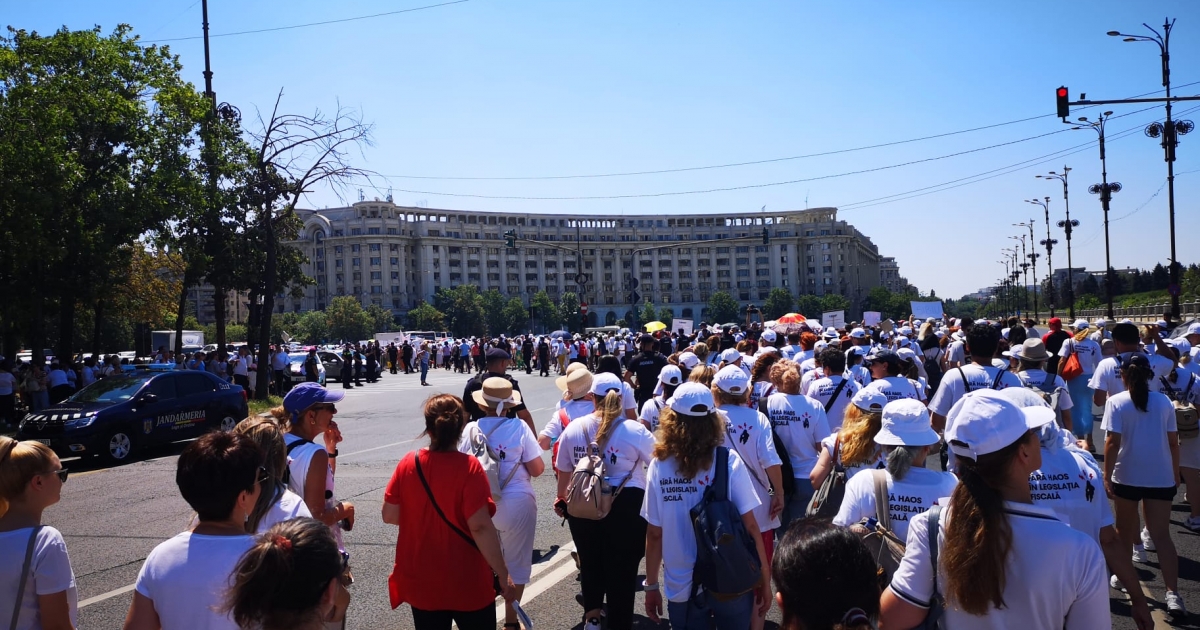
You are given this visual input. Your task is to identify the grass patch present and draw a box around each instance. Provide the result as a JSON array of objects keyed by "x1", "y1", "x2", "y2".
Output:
[{"x1": 248, "y1": 395, "x2": 283, "y2": 417}]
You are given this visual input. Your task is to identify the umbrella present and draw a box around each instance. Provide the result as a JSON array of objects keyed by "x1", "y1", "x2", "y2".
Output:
[
  {"x1": 771, "y1": 322, "x2": 808, "y2": 335},
  {"x1": 776, "y1": 313, "x2": 806, "y2": 324},
  {"x1": 549, "y1": 330, "x2": 570, "y2": 339},
  {"x1": 720, "y1": 322, "x2": 739, "y2": 330},
  {"x1": 644, "y1": 321, "x2": 667, "y2": 333}
]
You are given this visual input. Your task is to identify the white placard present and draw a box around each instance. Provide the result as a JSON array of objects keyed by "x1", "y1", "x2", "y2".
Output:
[
  {"x1": 862, "y1": 311, "x2": 882, "y2": 326},
  {"x1": 821, "y1": 310, "x2": 845, "y2": 330},
  {"x1": 674, "y1": 319, "x2": 694, "y2": 338},
  {"x1": 909, "y1": 301, "x2": 944, "y2": 321}
]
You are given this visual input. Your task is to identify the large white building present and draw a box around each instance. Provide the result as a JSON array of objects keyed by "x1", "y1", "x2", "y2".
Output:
[{"x1": 283, "y1": 201, "x2": 901, "y2": 327}]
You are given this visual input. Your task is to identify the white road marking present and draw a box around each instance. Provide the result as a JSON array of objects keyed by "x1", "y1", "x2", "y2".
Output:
[
  {"x1": 492, "y1": 542, "x2": 578, "y2": 621},
  {"x1": 337, "y1": 438, "x2": 420, "y2": 460},
  {"x1": 79, "y1": 583, "x2": 136, "y2": 608}
]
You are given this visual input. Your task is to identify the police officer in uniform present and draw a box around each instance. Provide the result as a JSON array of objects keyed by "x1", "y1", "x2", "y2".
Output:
[
  {"x1": 462, "y1": 348, "x2": 536, "y2": 433},
  {"x1": 625, "y1": 334, "x2": 668, "y2": 409}
]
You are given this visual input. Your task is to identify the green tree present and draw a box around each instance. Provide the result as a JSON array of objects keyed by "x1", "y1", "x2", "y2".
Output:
[
  {"x1": 530, "y1": 290, "x2": 559, "y2": 333},
  {"x1": 640, "y1": 300, "x2": 659, "y2": 327},
  {"x1": 326, "y1": 296, "x2": 368, "y2": 342},
  {"x1": 1182, "y1": 264, "x2": 1200, "y2": 298},
  {"x1": 481, "y1": 289, "x2": 509, "y2": 336},
  {"x1": 503, "y1": 298, "x2": 529, "y2": 334},
  {"x1": 762, "y1": 288, "x2": 796, "y2": 319},
  {"x1": 795, "y1": 294, "x2": 823, "y2": 319},
  {"x1": 819, "y1": 294, "x2": 850, "y2": 314},
  {"x1": 295, "y1": 310, "x2": 330, "y2": 343},
  {"x1": 435, "y1": 285, "x2": 486, "y2": 337},
  {"x1": 707, "y1": 291, "x2": 740, "y2": 324},
  {"x1": 407, "y1": 301, "x2": 446, "y2": 332},
  {"x1": 559, "y1": 292, "x2": 582, "y2": 333},
  {"x1": 364, "y1": 303, "x2": 394, "y2": 334},
  {"x1": 658, "y1": 306, "x2": 674, "y2": 330}
]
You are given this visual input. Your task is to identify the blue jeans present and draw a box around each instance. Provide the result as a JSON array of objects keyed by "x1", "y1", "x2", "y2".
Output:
[
  {"x1": 667, "y1": 590, "x2": 753, "y2": 630},
  {"x1": 777, "y1": 478, "x2": 816, "y2": 537},
  {"x1": 420, "y1": 360, "x2": 429, "y2": 383}
]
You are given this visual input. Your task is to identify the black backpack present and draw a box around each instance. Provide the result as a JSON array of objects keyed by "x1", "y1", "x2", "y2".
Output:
[
  {"x1": 691, "y1": 447, "x2": 763, "y2": 599},
  {"x1": 923, "y1": 349, "x2": 944, "y2": 393},
  {"x1": 758, "y1": 390, "x2": 795, "y2": 498}
]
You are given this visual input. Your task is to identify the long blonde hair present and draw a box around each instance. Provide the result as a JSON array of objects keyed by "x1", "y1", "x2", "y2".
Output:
[
  {"x1": 689, "y1": 365, "x2": 716, "y2": 387},
  {"x1": 837, "y1": 405, "x2": 883, "y2": 467},
  {"x1": 593, "y1": 390, "x2": 625, "y2": 446},
  {"x1": 1074, "y1": 328, "x2": 1090, "y2": 342},
  {"x1": 0, "y1": 437, "x2": 56, "y2": 518},
  {"x1": 653, "y1": 407, "x2": 725, "y2": 479},
  {"x1": 234, "y1": 417, "x2": 289, "y2": 532}
]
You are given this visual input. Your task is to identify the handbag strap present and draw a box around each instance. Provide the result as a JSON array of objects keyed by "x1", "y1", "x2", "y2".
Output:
[
  {"x1": 824, "y1": 377, "x2": 849, "y2": 414},
  {"x1": 926, "y1": 505, "x2": 943, "y2": 626},
  {"x1": 832, "y1": 436, "x2": 844, "y2": 474},
  {"x1": 10, "y1": 526, "x2": 41, "y2": 630},
  {"x1": 871, "y1": 469, "x2": 891, "y2": 531},
  {"x1": 413, "y1": 452, "x2": 478, "y2": 551}
]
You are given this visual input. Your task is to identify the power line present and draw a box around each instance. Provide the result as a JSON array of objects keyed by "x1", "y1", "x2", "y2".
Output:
[
  {"x1": 141, "y1": 0, "x2": 471, "y2": 43},
  {"x1": 374, "y1": 128, "x2": 1074, "y2": 201}
]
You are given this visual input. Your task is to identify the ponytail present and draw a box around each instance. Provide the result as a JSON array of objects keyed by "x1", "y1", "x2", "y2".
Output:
[
  {"x1": 593, "y1": 390, "x2": 624, "y2": 446},
  {"x1": 224, "y1": 518, "x2": 342, "y2": 630},
  {"x1": 1121, "y1": 363, "x2": 1152, "y2": 412},
  {"x1": 942, "y1": 431, "x2": 1031, "y2": 615},
  {"x1": 423, "y1": 394, "x2": 466, "y2": 451}
]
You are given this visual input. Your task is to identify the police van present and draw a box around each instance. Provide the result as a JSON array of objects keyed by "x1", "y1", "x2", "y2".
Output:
[{"x1": 16, "y1": 370, "x2": 249, "y2": 464}]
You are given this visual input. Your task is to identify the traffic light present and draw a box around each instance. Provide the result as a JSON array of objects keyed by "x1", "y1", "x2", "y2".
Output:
[
  {"x1": 761, "y1": 228, "x2": 769, "y2": 245},
  {"x1": 504, "y1": 230, "x2": 516, "y2": 249},
  {"x1": 1056, "y1": 86, "x2": 1070, "y2": 119}
]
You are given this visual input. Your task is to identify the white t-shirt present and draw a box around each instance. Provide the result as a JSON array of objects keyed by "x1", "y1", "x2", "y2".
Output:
[
  {"x1": 928, "y1": 363, "x2": 1023, "y2": 417},
  {"x1": 639, "y1": 396, "x2": 667, "y2": 432},
  {"x1": 271, "y1": 351, "x2": 289, "y2": 371},
  {"x1": 780, "y1": 344, "x2": 803, "y2": 361},
  {"x1": 0, "y1": 526, "x2": 77, "y2": 630},
  {"x1": 1058, "y1": 337, "x2": 1102, "y2": 375},
  {"x1": 46, "y1": 369, "x2": 68, "y2": 389},
  {"x1": 864, "y1": 376, "x2": 925, "y2": 404},
  {"x1": 1031, "y1": 446, "x2": 1112, "y2": 543},
  {"x1": 134, "y1": 532, "x2": 255, "y2": 630},
  {"x1": 1101, "y1": 391, "x2": 1177, "y2": 488},
  {"x1": 554, "y1": 414, "x2": 656, "y2": 490},
  {"x1": 945, "y1": 340, "x2": 966, "y2": 366},
  {"x1": 820, "y1": 434, "x2": 884, "y2": 481},
  {"x1": 541, "y1": 399, "x2": 594, "y2": 443},
  {"x1": 1016, "y1": 370, "x2": 1074, "y2": 412},
  {"x1": 848, "y1": 364, "x2": 871, "y2": 388},
  {"x1": 232, "y1": 356, "x2": 249, "y2": 377},
  {"x1": 794, "y1": 349, "x2": 814, "y2": 364},
  {"x1": 832, "y1": 468, "x2": 958, "y2": 542},
  {"x1": 256, "y1": 489, "x2": 313, "y2": 534},
  {"x1": 721, "y1": 405, "x2": 783, "y2": 531},
  {"x1": 749, "y1": 381, "x2": 774, "y2": 412},
  {"x1": 1089, "y1": 352, "x2": 1175, "y2": 397},
  {"x1": 799, "y1": 366, "x2": 823, "y2": 396},
  {"x1": 0, "y1": 371, "x2": 15, "y2": 396},
  {"x1": 807, "y1": 375, "x2": 862, "y2": 431},
  {"x1": 461, "y1": 416, "x2": 543, "y2": 497},
  {"x1": 889, "y1": 502, "x2": 1110, "y2": 630},
  {"x1": 640, "y1": 449, "x2": 761, "y2": 603},
  {"x1": 764, "y1": 392, "x2": 831, "y2": 478}
]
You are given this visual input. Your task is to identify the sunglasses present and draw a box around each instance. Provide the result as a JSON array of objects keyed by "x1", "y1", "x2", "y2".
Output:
[
  {"x1": 310, "y1": 403, "x2": 337, "y2": 414},
  {"x1": 256, "y1": 465, "x2": 271, "y2": 485},
  {"x1": 45, "y1": 469, "x2": 68, "y2": 483}
]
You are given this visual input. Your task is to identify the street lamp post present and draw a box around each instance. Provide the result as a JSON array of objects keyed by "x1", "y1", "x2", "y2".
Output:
[
  {"x1": 1013, "y1": 221, "x2": 1039, "y2": 320},
  {"x1": 1109, "y1": 20, "x2": 1195, "y2": 319},
  {"x1": 1025, "y1": 197, "x2": 1058, "y2": 318},
  {"x1": 1037, "y1": 168, "x2": 1079, "y2": 318},
  {"x1": 1074, "y1": 113, "x2": 1121, "y2": 319},
  {"x1": 1010, "y1": 234, "x2": 1030, "y2": 312}
]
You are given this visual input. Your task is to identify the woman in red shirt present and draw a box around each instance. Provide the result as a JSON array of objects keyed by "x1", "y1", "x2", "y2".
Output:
[{"x1": 382, "y1": 394, "x2": 515, "y2": 629}]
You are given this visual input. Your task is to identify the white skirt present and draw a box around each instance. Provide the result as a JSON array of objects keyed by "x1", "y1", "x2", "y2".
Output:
[
  {"x1": 493, "y1": 490, "x2": 537, "y2": 584},
  {"x1": 1180, "y1": 435, "x2": 1200, "y2": 470}
]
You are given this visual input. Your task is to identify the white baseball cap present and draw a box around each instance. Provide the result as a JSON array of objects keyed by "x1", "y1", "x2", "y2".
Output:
[
  {"x1": 589, "y1": 372, "x2": 623, "y2": 397},
  {"x1": 945, "y1": 390, "x2": 1055, "y2": 460},
  {"x1": 1095, "y1": 318, "x2": 1108, "y2": 327},
  {"x1": 654, "y1": 364, "x2": 684, "y2": 397},
  {"x1": 713, "y1": 365, "x2": 751, "y2": 395},
  {"x1": 851, "y1": 387, "x2": 887, "y2": 413},
  {"x1": 875, "y1": 399, "x2": 940, "y2": 447},
  {"x1": 1157, "y1": 319, "x2": 1170, "y2": 329},
  {"x1": 849, "y1": 327, "x2": 868, "y2": 339},
  {"x1": 678, "y1": 351, "x2": 700, "y2": 370},
  {"x1": 719, "y1": 348, "x2": 742, "y2": 363},
  {"x1": 896, "y1": 347, "x2": 919, "y2": 363},
  {"x1": 668, "y1": 382, "x2": 716, "y2": 417},
  {"x1": 1170, "y1": 337, "x2": 1192, "y2": 357},
  {"x1": 1073, "y1": 319, "x2": 1090, "y2": 331},
  {"x1": 1187, "y1": 322, "x2": 1200, "y2": 336},
  {"x1": 760, "y1": 329, "x2": 777, "y2": 342}
]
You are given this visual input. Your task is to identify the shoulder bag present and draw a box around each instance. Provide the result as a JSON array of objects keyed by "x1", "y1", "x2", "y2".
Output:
[
  {"x1": 1059, "y1": 342, "x2": 1083, "y2": 381},
  {"x1": 853, "y1": 470, "x2": 906, "y2": 591},
  {"x1": 920, "y1": 505, "x2": 945, "y2": 629},
  {"x1": 806, "y1": 437, "x2": 845, "y2": 518},
  {"x1": 9, "y1": 526, "x2": 41, "y2": 630},
  {"x1": 413, "y1": 452, "x2": 503, "y2": 596}
]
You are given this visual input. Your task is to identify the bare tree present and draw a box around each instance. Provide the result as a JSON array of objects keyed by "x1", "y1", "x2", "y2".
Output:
[{"x1": 245, "y1": 91, "x2": 373, "y2": 398}]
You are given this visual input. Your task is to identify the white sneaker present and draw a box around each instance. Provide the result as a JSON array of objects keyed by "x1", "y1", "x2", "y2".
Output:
[
  {"x1": 1110, "y1": 574, "x2": 1127, "y2": 593},
  {"x1": 1141, "y1": 528, "x2": 1156, "y2": 552},
  {"x1": 1133, "y1": 545, "x2": 1148, "y2": 564},
  {"x1": 1166, "y1": 590, "x2": 1187, "y2": 618}
]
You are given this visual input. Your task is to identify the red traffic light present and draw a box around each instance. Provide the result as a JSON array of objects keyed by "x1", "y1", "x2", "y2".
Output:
[
  {"x1": 1056, "y1": 87, "x2": 1068, "y2": 98},
  {"x1": 1055, "y1": 86, "x2": 1070, "y2": 119}
]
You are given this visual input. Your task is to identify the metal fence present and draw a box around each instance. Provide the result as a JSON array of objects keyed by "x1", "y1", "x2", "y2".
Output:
[{"x1": 1035, "y1": 300, "x2": 1200, "y2": 323}]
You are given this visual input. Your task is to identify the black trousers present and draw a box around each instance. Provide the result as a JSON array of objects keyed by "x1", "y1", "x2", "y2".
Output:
[
  {"x1": 567, "y1": 488, "x2": 647, "y2": 630},
  {"x1": 410, "y1": 604, "x2": 495, "y2": 630}
]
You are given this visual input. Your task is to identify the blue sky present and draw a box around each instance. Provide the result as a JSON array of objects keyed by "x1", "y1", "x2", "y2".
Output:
[{"x1": 11, "y1": 0, "x2": 1200, "y2": 298}]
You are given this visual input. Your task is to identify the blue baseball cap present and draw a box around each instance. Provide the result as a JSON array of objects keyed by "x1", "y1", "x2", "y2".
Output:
[{"x1": 283, "y1": 382, "x2": 345, "y2": 419}]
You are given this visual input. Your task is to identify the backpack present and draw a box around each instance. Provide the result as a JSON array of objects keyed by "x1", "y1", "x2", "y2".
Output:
[
  {"x1": 1162, "y1": 375, "x2": 1199, "y2": 440},
  {"x1": 565, "y1": 434, "x2": 634, "y2": 520},
  {"x1": 957, "y1": 366, "x2": 1005, "y2": 393},
  {"x1": 578, "y1": 341, "x2": 589, "y2": 358},
  {"x1": 851, "y1": 470, "x2": 907, "y2": 591},
  {"x1": 758, "y1": 390, "x2": 795, "y2": 498},
  {"x1": 1022, "y1": 373, "x2": 1062, "y2": 425},
  {"x1": 690, "y1": 447, "x2": 763, "y2": 600},
  {"x1": 923, "y1": 349, "x2": 944, "y2": 393},
  {"x1": 468, "y1": 421, "x2": 522, "y2": 502},
  {"x1": 550, "y1": 409, "x2": 571, "y2": 467}
]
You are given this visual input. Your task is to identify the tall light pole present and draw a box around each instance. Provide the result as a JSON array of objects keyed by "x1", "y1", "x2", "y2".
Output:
[
  {"x1": 1074, "y1": 113, "x2": 1120, "y2": 320},
  {"x1": 1010, "y1": 235, "x2": 1029, "y2": 312},
  {"x1": 1108, "y1": 20, "x2": 1194, "y2": 319},
  {"x1": 1037, "y1": 168, "x2": 1079, "y2": 318},
  {"x1": 998, "y1": 261, "x2": 1012, "y2": 316},
  {"x1": 1013, "y1": 221, "x2": 1039, "y2": 319},
  {"x1": 1026, "y1": 197, "x2": 1058, "y2": 318}
]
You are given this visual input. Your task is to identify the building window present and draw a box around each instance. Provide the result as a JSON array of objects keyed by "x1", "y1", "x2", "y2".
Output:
[
  {"x1": 351, "y1": 244, "x2": 360, "y2": 253},
  {"x1": 352, "y1": 258, "x2": 360, "y2": 267},
  {"x1": 390, "y1": 257, "x2": 399, "y2": 265},
  {"x1": 370, "y1": 257, "x2": 381, "y2": 266}
]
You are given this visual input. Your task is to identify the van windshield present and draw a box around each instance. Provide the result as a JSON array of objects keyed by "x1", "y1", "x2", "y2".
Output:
[{"x1": 68, "y1": 375, "x2": 152, "y2": 404}]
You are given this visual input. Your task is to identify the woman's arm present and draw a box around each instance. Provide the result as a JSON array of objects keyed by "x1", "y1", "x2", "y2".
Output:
[
  {"x1": 879, "y1": 589, "x2": 928, "y2": 630},
  {"x1": 465, "y1": 504, "x2": 515, "y2": 600},
  {"x1": 741, "y1": 511, "x2": 772, "y2": 617},
  {"x1": 644, "y1": 525, "x2": 664, "y2": 623},
  {"x1": 122, "y1": 591, "x2": 161, "y2": 630},
  {"x1": 303, "y1": 452, "x2": 345, "y2": 526},
  {"x1": 37, "y1": 590, "x2": 75, "y2": 630},
  {"x1": 809, "y1": 445, "x2": 833, "y2": 490},
  {"x1": 1103, "y1": 432, "x2": 1121, "y2": 498},
  {"x1": 1170, "y1": 432, "x2": 1180, "y2": 485},
  {"x1": 381, "y1": 501, "x2": 400, "y2": 525},
  {"x1": 523, "y1": 455, "x2": 546, "y2": 478}
]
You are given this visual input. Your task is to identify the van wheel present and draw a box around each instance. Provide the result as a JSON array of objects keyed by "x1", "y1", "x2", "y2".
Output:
[{"x1": 104, "y1": 430, "x2": 135, "y2": 463}]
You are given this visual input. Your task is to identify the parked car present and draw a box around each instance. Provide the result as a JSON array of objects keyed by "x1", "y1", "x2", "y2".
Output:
[
  {"x1": 286, "y1": 352, "x2": 327, "y2": 386},
  {"x1": 15, "y1": 370, "x2": 249, "y2": 464}
]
